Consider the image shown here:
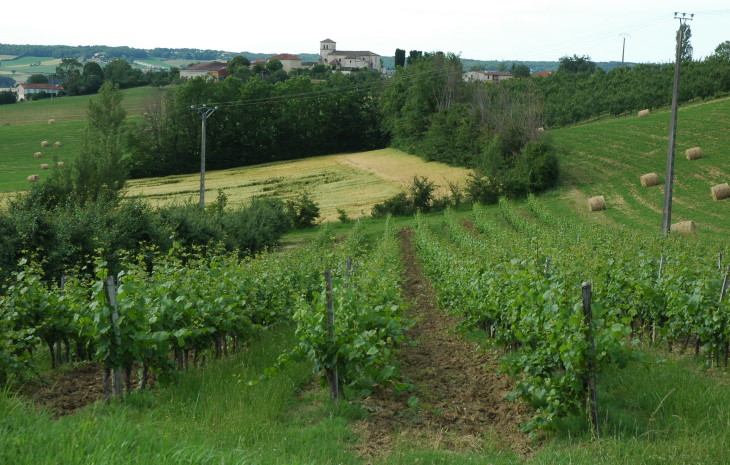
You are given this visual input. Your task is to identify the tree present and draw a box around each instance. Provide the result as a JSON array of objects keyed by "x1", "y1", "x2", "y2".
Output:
[
  {"x1": 0, "y1": 76, "x2": 15, "y2": 87},
  {"x1": 711, "y1": 40, "x2": 730, "y2": 61},
  {"x1": 407, "y1": 50, "x2": 423, "y2": 65},
  {"x1": 27, "y1": 74, "x2": 49, "y2": 84},
  {"x1": 104, "y1": 58, "x2": 144, "y2": 88},
  {"x1": 558, "y1": 54, "x2": 596, "y2": 74},
  {"x1": 512, "y1": 64, "x2": 531, "y2": 78},
  {"x1": 81, "y1": 61, "x2": 104, "y2": 93},
  {"x1": 266, "y1": 59, "x2": 283, "y2": 72},
  {"x1": 227, "y1": 55, "x2": 250, "y2": 75},
  {"x1": 679, "y1": 23, "x2": 693, "y2": 62},
  {"x1": 55, "y1": 58, "x2": 82, "y2": 82},
  {"x1": 395, "y1": 48, "x2": 406, "y2": 68},
  {"x1": 0, "y1": 90, "x2": 16, "y2": 105},
  {"x1": 73, "y1": 81, "x2": 128, "y2": 203}
]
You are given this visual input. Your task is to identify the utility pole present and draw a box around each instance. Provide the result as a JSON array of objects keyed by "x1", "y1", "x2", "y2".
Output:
[
  {"x1": 191, "y1": 104, "x2": 218, "y2": 209},
  {"x1": 661, "y1": 12, "x2": 693, "y2": 236},
  {"x1": 619, "y1": 33, "x2": 630, "y2": 67}
]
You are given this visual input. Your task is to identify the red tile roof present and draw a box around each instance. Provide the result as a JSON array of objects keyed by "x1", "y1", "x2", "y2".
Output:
[
  {"x1": 19, "y1": 83, "x2": 63, "y2": 90},
  {"x1": 269, "y1": 53, "x2": 301, "y2": 61},
  {"x1": 532, "y1": 70, "x2": 555, "y2": 77}
]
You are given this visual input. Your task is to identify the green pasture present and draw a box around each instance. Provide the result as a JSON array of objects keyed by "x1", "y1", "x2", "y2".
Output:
[
  {"x1": 0, "y1": 56, "x2": 59, "y2": 82},
  {"x1": 0, "y1": 85, "x2": 156, "y2": 125},
  {"x1": 0, "y1": 120, "x2": 84, "y2": 190},
  {"x1": 550, "y1": 98, "x2": 730, "y2": 240}
]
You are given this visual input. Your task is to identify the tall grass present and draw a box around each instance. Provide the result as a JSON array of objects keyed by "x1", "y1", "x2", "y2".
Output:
[{"x1": 0, "y1": 326, "x2": 362, "y2": 465}]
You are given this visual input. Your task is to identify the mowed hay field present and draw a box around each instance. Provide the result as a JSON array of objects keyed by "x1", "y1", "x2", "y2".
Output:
[
  {"x1": 125, "y1": 149, "x2": 473, "y2": 221},
  {"x1": 548, "y1": 97, "x2": 730, "y2": 239}
]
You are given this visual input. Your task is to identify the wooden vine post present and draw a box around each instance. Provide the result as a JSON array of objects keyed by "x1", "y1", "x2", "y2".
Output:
[
  {"x1": 324, "y1": 269, "x2": 339, "y2": 403},
  {"x1": 103, "y1": 276, "x2": 124, "y2": 400},
  {"x1": 582, "y1": 281, "x2": 600, "y2": 437},
  {"x1": 721, "y1": 266, "x2": 730, "y2": 368}
]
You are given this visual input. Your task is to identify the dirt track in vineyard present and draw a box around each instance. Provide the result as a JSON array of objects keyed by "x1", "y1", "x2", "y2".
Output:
[{"x1": 353, "y1": 228, "x2": 534, "y2": 462}]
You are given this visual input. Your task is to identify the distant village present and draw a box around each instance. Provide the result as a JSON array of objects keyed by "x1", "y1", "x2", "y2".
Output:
[{"x1": 2, "y1": 39, "x2": 524, "y2": 101}]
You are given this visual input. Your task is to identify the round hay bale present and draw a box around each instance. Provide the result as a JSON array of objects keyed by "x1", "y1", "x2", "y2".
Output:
[
  {"x1": 40, "y1": 140, "x2": 49, "y2": 147},
  {"x1": 34, "y1": 151, "x2": 43, "y2": 158},
  {"x1": 685, "y1": 147, "x2": 702, "y2": 160},
  {"x1": 48, "y1": 118, "x2": 56, "y2": 124},
  {"x1": 640, "y1": 172, "x2": 659, "y2": 187},
  {"x1": 537, "y1": 127, "x2": 545, "y2": 132},
  {"x1": 711, "y1": 183, "x2": 730, "y2": 201},
  {"x1": 671, "y1": 220, "x2": 697, "y2": 234},
  {"x1": 54, "y1": 141, "x2": 62, "y2": 148},
  {"x1": 638, "y1": 109, "x2": 650, "y2": 117},
  {"x1": 57, "y1": 161, "x2": 65, "y2": 167},
  {"x1": 40, "y1": 163, "x2": 49, "y2": 170},
  {"x1": 27, "y1": 174, "x2": 40, "y2": 183},
  {"x1": 587, "y1": 195, "x2": 606, "y2": 212}
]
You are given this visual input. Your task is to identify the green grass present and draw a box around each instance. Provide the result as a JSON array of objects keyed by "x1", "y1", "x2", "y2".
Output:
[
  {"x1": 1, "y1": 326, "x2": 364, "y2": 465},
  {"x1": 0, "y1": 85, "x2": 157, "y2": 125},
  {"x1": 0, "y1": 120, "x2": 85, "y2": 191},
  {"x1": 551, "y1": 97, "x2": 730, "y2": 242},
  {"x1": 0, "y1": 86, "x2": 159, "y2": 193}
]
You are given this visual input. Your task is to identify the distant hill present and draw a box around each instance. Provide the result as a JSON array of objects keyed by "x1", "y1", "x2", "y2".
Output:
[{"x1": 0, "y1": 43, "x2": 633, "y2": 79}]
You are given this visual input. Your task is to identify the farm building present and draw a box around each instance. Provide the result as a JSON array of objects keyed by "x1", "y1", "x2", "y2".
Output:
[
  {"x1": 179, "y1": 62, "x2": 229, "y2": 81},
  {"x1": 462, "y1": 70, "x2": 513, "y2": 83},
  {"x1": 14, "y1": 83, "x2": 63, "y2": 101},
  {"x1": 319, "y1": 39, "x2": 381, "y2": 71},
  {"x1": 267, "y1": 54, "x2": 302, "y2": 73}
]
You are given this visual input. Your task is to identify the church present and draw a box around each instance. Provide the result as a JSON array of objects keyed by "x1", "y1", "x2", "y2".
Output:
[{"x1": 318, "y1": 39, "x2": 381, "y2": 71}]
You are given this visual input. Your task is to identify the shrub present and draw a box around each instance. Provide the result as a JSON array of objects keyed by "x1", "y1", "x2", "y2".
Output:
[
  {"x1": 337, "y1": 208, "x2": 351, "y2": 223},
  {"x1": 286, "y1": 192, "x2": 320, "y2": 229},
  {"x1": 371, "y1": 192, "x2": 414, "y2": 218},
  {"x1": 408, "y1": 176, "x2": 437, "y2": 213},
  {"x1": 223, "y1": 197, "x2": 291, "y2": 255},
  {"x1": 465, "y1": 173, "x2": 502, "y2": 205},
  {"x1": 158, "y1": 204, "x2": 226, "y2": 252}
]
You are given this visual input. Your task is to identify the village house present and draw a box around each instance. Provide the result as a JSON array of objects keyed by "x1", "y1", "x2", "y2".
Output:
[
  {"x1": 267, "y1": 53, "x2": 302, "y2": 73},
  {"x1": 462, "y1": 70, "x2": 513, "y2": 83},
  {"x1": 319, "y1": 39, "x2": 381, "y2": 71},
  {"x1": 14, "y1": 83, "x2": 63, "y2": 101},
  {"x1": 179, "y1": 61, "x2": 229, "y2": 81}
]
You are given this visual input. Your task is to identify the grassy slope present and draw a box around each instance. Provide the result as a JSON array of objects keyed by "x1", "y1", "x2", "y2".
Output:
[
  {"x1": 0, "y1": 86, "x2": 158, "y2": 194},
  {"x1": 548, "y1": 98, "x2": 730, "y2": 242},
  {"x1": 2, "y1": 92, "x2": 729, "y2": 463}
]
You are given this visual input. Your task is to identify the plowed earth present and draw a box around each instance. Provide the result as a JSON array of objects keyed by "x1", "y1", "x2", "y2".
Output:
[{"x1": 353, "y1": 228, "x2": 535, "y2": 462}]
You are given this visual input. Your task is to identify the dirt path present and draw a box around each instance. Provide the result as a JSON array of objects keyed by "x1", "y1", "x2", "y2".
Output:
[{"x1": 354, "y1": 228, "x2": 534, "y2": 461}]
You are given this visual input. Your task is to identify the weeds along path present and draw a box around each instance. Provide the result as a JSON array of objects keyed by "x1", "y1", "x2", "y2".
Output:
[{"x1": 354, "y1": 228, "x2": 533, "y2": 460}]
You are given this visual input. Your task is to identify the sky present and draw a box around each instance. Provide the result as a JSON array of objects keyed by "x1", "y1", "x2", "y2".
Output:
[{"x1": 3, "y1": 1, "x2": 729, "y2": 63}]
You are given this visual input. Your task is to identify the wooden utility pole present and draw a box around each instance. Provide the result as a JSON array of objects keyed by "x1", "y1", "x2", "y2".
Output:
[
  {"x1": 662, "y1": 12, "x2": 693, "y2": 236},
  {"x1": 619, "y1": 33, "x2": 630, "y2": 67}
]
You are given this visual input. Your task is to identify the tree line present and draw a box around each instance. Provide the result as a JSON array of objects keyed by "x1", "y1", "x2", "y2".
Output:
[{"x1": 0, "y1": 43, "x2": 222, "y2": 61}]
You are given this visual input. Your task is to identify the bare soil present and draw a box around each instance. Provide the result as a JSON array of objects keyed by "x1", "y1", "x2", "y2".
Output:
[
  {"x1": 353, "y1": 228, "x2": 535, "y2": 462},
  {"x1": 19, "y1": 361, "x2": 107, "y2": 417}
]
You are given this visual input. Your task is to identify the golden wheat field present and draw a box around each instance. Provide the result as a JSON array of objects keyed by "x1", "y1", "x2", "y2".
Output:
[{"x1": 124, "y1": 148, "x2": 472, "y2": 220}]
